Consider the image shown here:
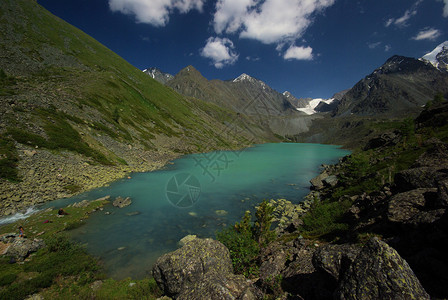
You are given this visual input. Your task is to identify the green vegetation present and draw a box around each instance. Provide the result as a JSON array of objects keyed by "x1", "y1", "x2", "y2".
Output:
[
  {"x1": 0, "y1": 0, "x2": 256, "y2": 183},
  {"x1": 0, "y1": 200, "x2": 162, "y2": 299},
  {"x1": 64, "y1": 184, "x2": 82, "y2": 194},
  {"x1": 7, "y1": 108, "x2": 115, "y2": 165},
  {"x1": 300, "y1": 198, "x2": 352, "y2": 239},
  {"x1": 0, "y1": 135, "x2": 20, "y2": 181},
  {"x1": 0, "y1": 69, "x2": 16, "y2": 96},
  {"x1": 216, "y1": 200, "x2": 275, "y2": 277}
]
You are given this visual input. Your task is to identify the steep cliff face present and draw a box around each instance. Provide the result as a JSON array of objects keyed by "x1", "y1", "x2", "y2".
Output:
[{"x1": 334, "y1": 55, "x2": 448, "y2": 117}]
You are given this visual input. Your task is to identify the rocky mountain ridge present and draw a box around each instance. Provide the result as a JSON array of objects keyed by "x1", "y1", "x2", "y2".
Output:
[
  {"x1": 334, "y1": 53, "x2": 448, "y2": 117},
  {"x1": 142, "y1": 67, "x2": 174, "y2": 84},
  {"x1": 163, "y1": 65, "x2": 318, "y2": 137},
  {"x1": 421, "y1": 40, "x2": 448, "y2": 73}
]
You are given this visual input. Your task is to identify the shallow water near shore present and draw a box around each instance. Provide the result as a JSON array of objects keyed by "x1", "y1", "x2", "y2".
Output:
[{"x1": 41, "y1": 143, "x2": 350, "y2": 279}]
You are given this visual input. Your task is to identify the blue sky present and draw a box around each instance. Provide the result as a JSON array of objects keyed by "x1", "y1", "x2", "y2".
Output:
[{"x1": 38, "y1": 0, "x2": 448, "y2": 99}]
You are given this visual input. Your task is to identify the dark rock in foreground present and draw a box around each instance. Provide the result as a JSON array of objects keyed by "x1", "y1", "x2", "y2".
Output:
[
  {"x1": 312, "y1": 243, "x2": 360, "y2": 282},
  {"x1": 152, "y1": 237, "x2": 260, "y2": 299},
  {"x1": 1, "y1": 235, "x2": 45, "y2": 262},
  {"x1": 387, "y1": 188, "x2": 444, "y2": 225},
  {"x1": 335, "y1": 237, "x2": 429, "y2": 300}
]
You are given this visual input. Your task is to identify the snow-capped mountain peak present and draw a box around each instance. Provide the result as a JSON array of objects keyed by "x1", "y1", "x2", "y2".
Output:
[
  {"x1": 233, "y1": 73, "x2": 254, "y2": 82},
  {"x1": 283, "y1": 91, "x2": 292, "y2": 98},
  {"x1": 421, "y1": 41, "x2": 448, "y2": 72},
  {"x1": 142, "y1": 67, "x2": 174, "y2": 84},
  {"x1": 233, "y1": 73, "x2": 268, "y2": 89}
]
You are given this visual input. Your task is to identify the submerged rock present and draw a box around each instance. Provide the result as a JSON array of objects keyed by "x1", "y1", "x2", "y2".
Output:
[
  {"x1": 214, "y1": 210, "x2": 228, "y2": 216},
  {"x1": 112, "y1": 196, "x2": 132, "y2": 208},
  {"x1": 335, "y1": 237, "x2": 429, "y2": 300},
  {"x1": 126, "y1": 211, "x2": 141, "y2": 216}
]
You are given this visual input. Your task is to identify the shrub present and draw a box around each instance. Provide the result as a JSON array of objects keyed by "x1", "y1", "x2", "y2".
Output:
[
  {"x1": 0, "y1": 273, "x2": 17, "y2": 286},
  {"x1": 64, "y1": 184, "x2": 82, "y2": 194},
  {"x1": 300, "y1": 199, "x2": 351, "y2": 238},
  {"x1": 216, "y1": 224, "x2": 259, "y2": 277},
  {"x1": 0, "y1": 135, "x2": 19, "y2": 181},
  {"x1": 216, "y1": 201, "x2": 276, "y2": 277},
  {"x1": 254, "y1": 201, "x2": 276, "y2": 247}
]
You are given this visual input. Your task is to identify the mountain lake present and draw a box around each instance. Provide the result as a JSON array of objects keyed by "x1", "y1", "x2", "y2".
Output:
[{"x1": 39, "y1": 143, "x2": 350, "y2": 279}]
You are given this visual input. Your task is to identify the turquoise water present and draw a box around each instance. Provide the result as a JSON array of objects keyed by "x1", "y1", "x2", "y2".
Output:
[{"x1": 45, "y1": 143, "x2": 350, "y2": 279}]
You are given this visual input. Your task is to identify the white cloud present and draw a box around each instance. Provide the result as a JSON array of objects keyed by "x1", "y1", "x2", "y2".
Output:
[
  {"x1": 385, "y1": 0, "x2": 421, "y2": 28},
  {"x1": 368, "y1": 42, "x2": 382, "y2": 49},
  {"x1": 213, "y1": 0, "x2": 334, "y2": 45},
  {"x1": 246, "y1": 56, "x2": 260, "y2": 61},
  {"x1": 384, "y1": 44, "x2": 391, "y2": 52},
  {"x1": 212, "y1": 0, "x2": 334, "y2": 61},
  {"x1": 213, "y1": 0, "x2": 255, "y2": 34},
  {"x1": 283, "y1": 45, "x2": 313, "y2": 60},
  {"x1": 443, "y1": 0, "x2": 448, "y2": 17},
  {"x1": 384, "y1": 18, "x2": 394, "y2": 27},
  {"x1": 394, "y1": 9, "x2": 417, "y2": 27},
  {"x1": 201, "y1": 37, "x2": 239, "y2": 68},
  {"x1": 412, "y1": 28, "x2": 441, "y2": 41},
  {"x1": 108, "y1": 0, "x2": 204, "y2": 26}
]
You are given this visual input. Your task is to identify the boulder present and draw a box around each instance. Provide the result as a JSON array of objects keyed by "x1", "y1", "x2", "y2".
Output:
[
  {"x1": 178, "y1": 235, "x2": 197, "y2": 247},
  {"x1": 388, "y1": 188, "x2": 445, "y2": 225},
  {"x1": 152, "y1": 238, "x2": 234, "y2": 297},
  {"x1": 394, "y1": 167, "x2": 441, "y2": 192},
  {"x1": 4, "y1": 238, "x2": 45, "y2": 261},
  {"x1": 310, "y1": 172, "x2": 329, "y2": 190},
  {"x1": 436, "y1": 178, "x2": 448, "y2": 207},
  {"x1": 177, "y1": 271, "x2": 261, "y2": 300},
  {"x1": 335, "y1": 237, "x2": 429, "y2": 300},
  {"x1": 259, "y1": 241, "x2": 290, "y2": 282},
  {"x1": 312, "y1": 244, "x2": 360, "y2": 282},
  {"x1": 413, "y1": 140, "x2": 448, "y2": 168},
  {"x1": 322, "y1": 175, "x2": 338, "y2": 187},
  {"x1": 363, "y1": 131, "x2": 400, "y2": 150},
  {"x1": 112, "y1": 196, "x2": 132, "y2": 208}
]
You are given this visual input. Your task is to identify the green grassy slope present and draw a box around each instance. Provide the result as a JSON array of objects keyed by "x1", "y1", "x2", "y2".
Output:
[{"x1": 0, "y1": 0, "x2": 263, "y2": 214}]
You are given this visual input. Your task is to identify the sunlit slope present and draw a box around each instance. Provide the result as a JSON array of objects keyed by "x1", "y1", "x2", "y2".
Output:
[{"x1": 0, "y1": 0, "x2": 259, "y2": 172}]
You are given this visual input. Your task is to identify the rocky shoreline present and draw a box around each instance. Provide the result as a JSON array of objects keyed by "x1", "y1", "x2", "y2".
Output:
[{"x1": 0, "y1": 143, "x2": 179, "y2": 217}]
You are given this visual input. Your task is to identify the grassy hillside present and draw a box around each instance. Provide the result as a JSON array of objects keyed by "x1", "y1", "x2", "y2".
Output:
[{"x1": 0, "y1": 0, "x2": 263, "y2": 215}]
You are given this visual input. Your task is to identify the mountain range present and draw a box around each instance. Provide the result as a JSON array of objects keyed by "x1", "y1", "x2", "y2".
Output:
[
  {"x1": 144, "y1": 41, "x2": 448, "y2": 120},
  {"x1": 158, "y1": 66, "x2": 319, "y2": 136}
]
